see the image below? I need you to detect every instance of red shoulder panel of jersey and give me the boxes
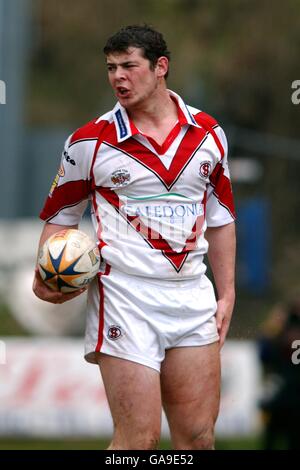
[194,111,224,158]
[69,118,110,146]
[194,111,219,128]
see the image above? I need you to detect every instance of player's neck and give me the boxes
[127,87,178,130]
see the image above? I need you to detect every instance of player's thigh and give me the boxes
[98,353,162,432]
[160,342,221,442]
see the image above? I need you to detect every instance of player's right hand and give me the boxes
[32,267,87,304]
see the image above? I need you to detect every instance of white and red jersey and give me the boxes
[40,90,235,280]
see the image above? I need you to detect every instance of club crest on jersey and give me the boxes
[107,325,123,340]
[111,169,131,187]
[199,161,212,179]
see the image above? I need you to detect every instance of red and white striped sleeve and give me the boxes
[40,119,103,225]
[206,126,236,227]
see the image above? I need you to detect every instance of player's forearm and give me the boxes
[205,222,236,301]
[33,222,82,304]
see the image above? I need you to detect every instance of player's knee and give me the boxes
[112,426,160,450]
[190,424,215,450]
[137,430,160,450]
[172,422,215,450]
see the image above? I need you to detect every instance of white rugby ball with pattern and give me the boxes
[38,229,100,293]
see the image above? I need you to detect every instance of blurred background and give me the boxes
[0,0,299,449]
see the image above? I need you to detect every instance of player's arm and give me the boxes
[32,222,86,304]
[204,124,236,347]
[34,126,95,303]
[205,221,236,347]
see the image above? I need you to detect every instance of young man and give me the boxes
[33,25,236,450]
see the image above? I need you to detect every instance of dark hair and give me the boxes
[103,24,170,77]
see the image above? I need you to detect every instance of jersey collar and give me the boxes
[112,89,200,143]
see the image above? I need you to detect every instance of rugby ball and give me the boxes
[38,229,100,293]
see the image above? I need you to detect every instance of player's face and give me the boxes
[106,47,165,109]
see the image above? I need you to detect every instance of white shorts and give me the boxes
[84,268,219,372]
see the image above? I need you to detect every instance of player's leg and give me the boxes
[98,353,162,450]
[160,342,220,450]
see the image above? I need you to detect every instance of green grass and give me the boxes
[0,438,110,450]
[0,437,261,450]
[0,302,30,336]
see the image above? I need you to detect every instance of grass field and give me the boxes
[0,437,262,450]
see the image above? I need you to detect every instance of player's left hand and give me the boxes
[32,267,87,304]
[215,297,235,348]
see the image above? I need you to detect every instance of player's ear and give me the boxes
[156,56,169,79]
